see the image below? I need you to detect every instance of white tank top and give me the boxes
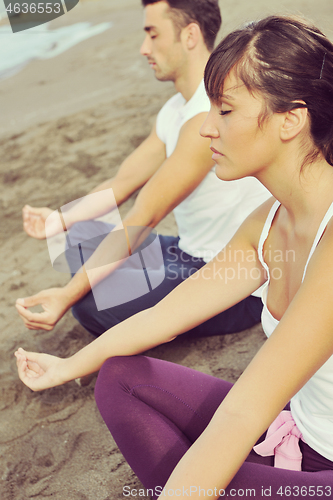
[258,199,333,461]
[156,80,271,264]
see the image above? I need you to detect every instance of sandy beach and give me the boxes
[0,0,332,498]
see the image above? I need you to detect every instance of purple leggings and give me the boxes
[95,356,333,499]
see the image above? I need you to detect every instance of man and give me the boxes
[16,0,270,337]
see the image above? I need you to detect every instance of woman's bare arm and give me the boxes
[158,218,333,499]
[15,201,271,391]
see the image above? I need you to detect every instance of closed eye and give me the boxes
[219,110,231,116]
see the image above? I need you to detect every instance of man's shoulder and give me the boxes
[181,80,211,122]
[159,92,185,115]
[156,81,210,146]
[156,92,185,143]
[158,81,210,120]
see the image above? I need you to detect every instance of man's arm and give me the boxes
[65,121,168,225]
[16,203,333,494]
[22,122,166,239]
[15,203,269,389]
[126,112,215,226]
[17,113,215,330]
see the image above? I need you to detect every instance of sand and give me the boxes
[0,1,332,499]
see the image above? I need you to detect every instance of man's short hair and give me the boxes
[141,0,222,52]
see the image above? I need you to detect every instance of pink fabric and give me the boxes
[253,410,303,471]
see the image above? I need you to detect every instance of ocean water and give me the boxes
[0,1,112,80]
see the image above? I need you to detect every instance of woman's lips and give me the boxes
[210,147,224,159]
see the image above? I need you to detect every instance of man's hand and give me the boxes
[15,347,66,391]
[15,288,71,331]
[22,205,63,239]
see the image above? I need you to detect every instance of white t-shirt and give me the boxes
[156,80,271,264]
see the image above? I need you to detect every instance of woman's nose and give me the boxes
[200,108,219,139]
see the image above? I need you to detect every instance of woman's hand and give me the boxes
[22,205,63,239]
[15,348,66,391]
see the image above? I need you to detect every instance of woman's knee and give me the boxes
[94,356,142,412]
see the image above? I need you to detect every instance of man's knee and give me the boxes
[72,297,95,325]
[246,295,263,324]
[67,220,91,245]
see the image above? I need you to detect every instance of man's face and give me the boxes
[140,1,186,82]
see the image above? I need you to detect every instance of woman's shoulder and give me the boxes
[303,208,333,281]
[250,196,278,220]
[240,196,277,249]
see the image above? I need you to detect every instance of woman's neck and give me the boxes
[258,154,333,228]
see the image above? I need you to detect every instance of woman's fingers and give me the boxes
[14,348,64,392]
[15,349,30,381]
[15,349,47,388]
[26,359,44,375]
[15,348,41,367]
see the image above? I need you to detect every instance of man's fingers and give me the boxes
[22,205,32,218]
[16,300,57,331]
[23,205,43,216]
[23,218,39,229]
[15,309,39,330]
[23,222,45,239]
[27,322,53,331]
[16,304,47,325]
[15,306,34,328]
[23,209,42,226]
[15,303,40,322]
[23,204,33,212]
[25,322,44,331]
[16,294,44,309]
[16,306,53,330]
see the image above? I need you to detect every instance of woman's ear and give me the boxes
[280,102,308,141]
[182,23,201,50]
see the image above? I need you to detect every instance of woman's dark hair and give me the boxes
[141,0,221,52]
[205,16,333,166]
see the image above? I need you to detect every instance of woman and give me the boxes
[15,15,333,498]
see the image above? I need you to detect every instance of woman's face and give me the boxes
[200,70,281,182]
